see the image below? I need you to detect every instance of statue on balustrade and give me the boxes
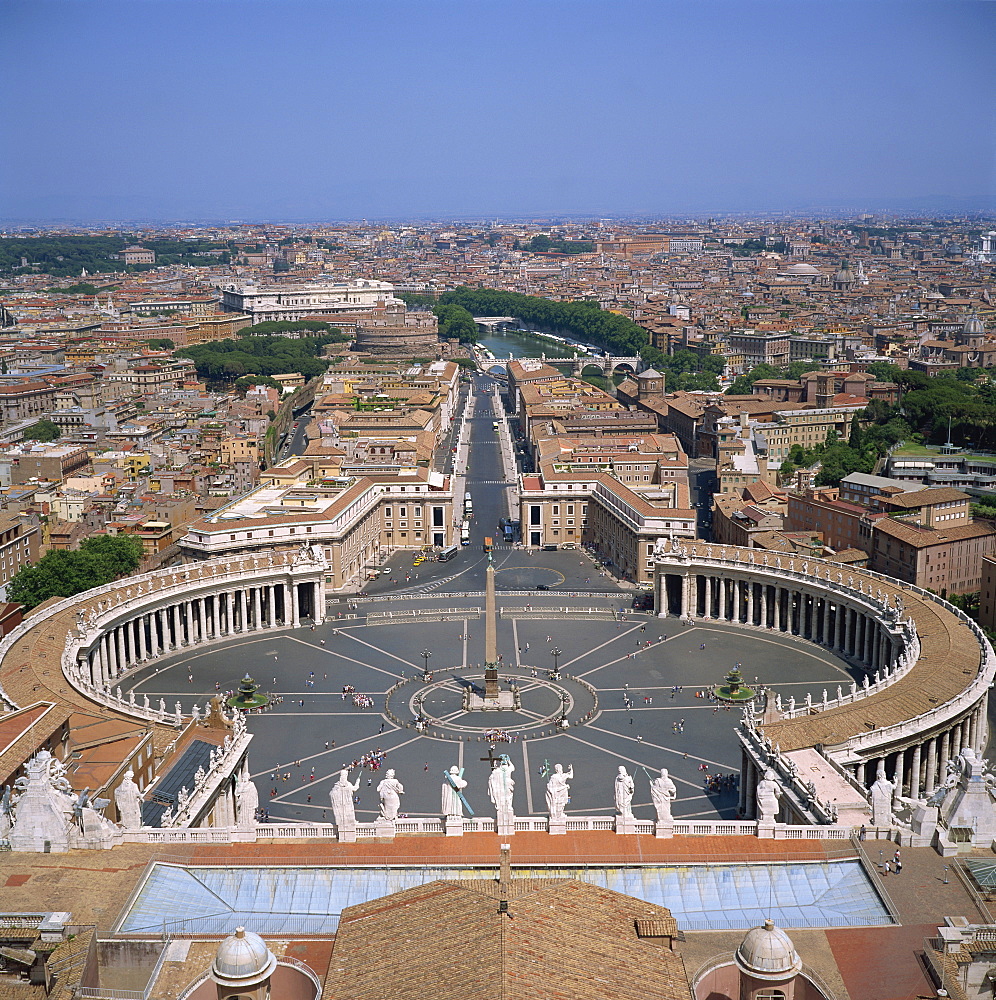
[614,766,635,818]
[442,766,469,819]
[330,770,360,831]
[870,761,896,827]
[545,764,573,822]
[651,768,677,823]
[377,769,404,822]
[756,768,782,825]
[235,774,259,830]
[114,769,143,830]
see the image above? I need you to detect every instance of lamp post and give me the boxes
[421,649,432,681]
[550,647,562,680]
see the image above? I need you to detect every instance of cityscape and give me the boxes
[1,2,995,1000]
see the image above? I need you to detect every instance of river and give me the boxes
[475,328,588,360]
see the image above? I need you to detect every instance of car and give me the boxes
[381,567,392,575]
[536,584,550,591]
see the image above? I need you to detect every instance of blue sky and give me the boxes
[2,0,993,221]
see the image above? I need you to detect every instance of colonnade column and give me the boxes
[910,743,922,798]
[114,627,126,677]
[894,750,906,800]
[290,584,300,627]
[925,738,938,795]
[938,732,950,787]
[253,587,262,631]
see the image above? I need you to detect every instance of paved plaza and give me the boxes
[126,594,859,826]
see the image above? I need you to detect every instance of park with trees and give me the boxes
[176,328,350,384]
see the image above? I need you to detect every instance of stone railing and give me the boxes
[366,607,482,625]
[741,722,845,825]
[121,815,860,843]
[170,716,252,829]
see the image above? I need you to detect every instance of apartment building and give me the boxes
[0,380,64,423]
[518,471,695,584]
[219,278,398,323]
[0,443,91,487]
[0,513,41,599]
[756,404,866,461]
[179,467,456,590]
[871,517,996,594]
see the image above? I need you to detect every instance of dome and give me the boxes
[780,262,821,276]
[735,919,802,981]
[211,927,277,987]
[963,312,986,335]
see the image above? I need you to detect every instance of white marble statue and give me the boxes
[114,770,143,830]
[545,764,573,822]
[487,755,515,818]
[9,751,76,852]
[756,768,782,824]
[441,766,468,819]
[329,770,360,831]
[614,766,635,818]
[650,768,677,823]
[870,761,896,827]
[235,774,259,830]
[377,769,404,822]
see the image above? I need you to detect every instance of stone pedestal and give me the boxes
[336,824,356,844]
[615,813,637,835]
[548,818,567,836]
[757,821,776,840]
[374,819,397,839]
[445,817,464,837]
[496,812,516,838]
[655,820,674,839]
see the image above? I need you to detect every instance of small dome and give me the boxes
[963,312,986,335]
[735,919,802,981]
[211,927,277,987]
[780,262,821,276]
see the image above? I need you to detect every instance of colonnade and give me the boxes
[737,693,989,819]
[79,579,319,689]
[660,570,904,677]
[654,550,993,815]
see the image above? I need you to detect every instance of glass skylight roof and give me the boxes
[116,859,891,936]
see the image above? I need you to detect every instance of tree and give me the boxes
[24,418,61,443]
[8,534,144,610]
[235,374,283,394]
[145,338,175,351]
[273,258,290,273]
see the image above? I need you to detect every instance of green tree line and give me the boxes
[526,235,595,254]
[176,330,349,382]
[9,535,144,610]
[0,235,232,277]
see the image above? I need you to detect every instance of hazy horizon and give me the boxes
[3,0,994,224]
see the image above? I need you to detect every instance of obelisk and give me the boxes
[483,553,499,700]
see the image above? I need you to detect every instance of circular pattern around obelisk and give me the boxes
[385,672,599,737]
